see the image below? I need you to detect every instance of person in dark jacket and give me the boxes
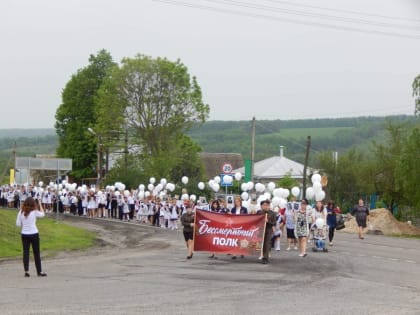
[352,198,370,239]
[257,200,277,264]
[231,196,248,215]
[181,203,195,259]
[326,200,338,245]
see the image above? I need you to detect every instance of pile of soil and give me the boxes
[340,208,420,236]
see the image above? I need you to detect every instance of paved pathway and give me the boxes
[1,215,419,314]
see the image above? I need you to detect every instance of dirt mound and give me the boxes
[340,208,420,236]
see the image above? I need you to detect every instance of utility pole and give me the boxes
[124,129,128,169]
[251,116,256,181]
[302,136,311,199]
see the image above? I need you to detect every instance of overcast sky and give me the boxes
[1,0,419,129]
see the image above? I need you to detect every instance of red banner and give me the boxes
[193,210,266,256]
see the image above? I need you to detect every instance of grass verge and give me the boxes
[0,209,96,259]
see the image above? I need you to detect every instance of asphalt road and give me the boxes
[1,215,419,315]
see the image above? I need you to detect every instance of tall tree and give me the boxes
[55,50,116,179]
[373,122,407,211]
[396,126,420,210]
[316,149,374,211]
[96,54,209,181]
[413,74,420,116]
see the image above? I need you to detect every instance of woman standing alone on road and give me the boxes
[16,197,47,277]
[352,198,370,239]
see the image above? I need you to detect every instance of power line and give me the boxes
[154,0,420,40]
[204,0,420,31]
[264,0,420,24]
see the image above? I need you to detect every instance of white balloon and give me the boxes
[255,183,265,193]
[272,196,281,207]
[273,188,282,198]
[241,183,248,192]
[213,176,221,184]
[114,191,121,196]
[234,172,242,181]
[147,184,154,191]
[279,198,287,209]
[198,182,205,190]
[38,181,43,187]
[181,176,189,185]
[267,182,276,192]
[97,190,103,196]
[62,180,67,185]
[291,186,300,197]
[223,175,233,184]
[190,194,197,202]
[160,178,167,186]
[247,181,254,191]
[167,183,175,192]
[212,183,220,192]
[149,177,156,184]
[306,187,315,199]
[159,192,166,199]
[315,190,326,201]
[264,192,272,200]
[241,192,249,201]
[139,184,145,191]
[311,174,322,184]
[138,191,145,199]
[242,200,250,209]
[315,218,325,228]
[181,193,189,200]
[282,189,290,199]
[124,190,130,197]
[209,179,215,187]
[313,182,322,194]
[156,184,163,192]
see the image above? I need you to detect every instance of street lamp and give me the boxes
[87,128,101,188]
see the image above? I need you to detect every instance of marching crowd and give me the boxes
[3,183,369,264]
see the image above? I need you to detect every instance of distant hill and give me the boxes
[187,115,417,164]
[0,115,416,176]
[0,129,56,139]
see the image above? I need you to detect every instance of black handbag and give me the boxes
[336,215,345,230]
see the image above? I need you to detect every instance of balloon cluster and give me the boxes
[305,174,326,201]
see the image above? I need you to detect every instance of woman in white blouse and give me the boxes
[16,197,47,277]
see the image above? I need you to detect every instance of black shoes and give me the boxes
[25,272,47,277]
[262,258,269,264]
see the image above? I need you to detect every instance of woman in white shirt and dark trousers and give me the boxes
[16,197,47,277]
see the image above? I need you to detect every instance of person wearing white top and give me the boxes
[16,197,47,277]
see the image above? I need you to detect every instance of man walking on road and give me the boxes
[258,200,277,264]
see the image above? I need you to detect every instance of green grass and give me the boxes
[0,209,96,258]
